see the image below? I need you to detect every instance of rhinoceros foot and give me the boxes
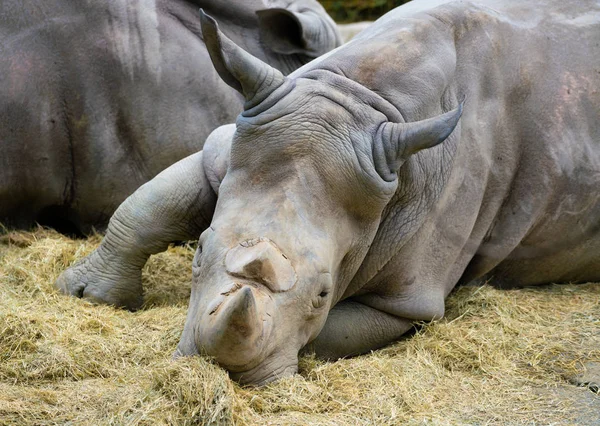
[54,249,143,310]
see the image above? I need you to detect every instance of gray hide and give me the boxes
[0,0,340,234]
[56,0,600,385]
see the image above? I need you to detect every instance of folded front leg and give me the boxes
[55,124,234,310]
[304,300,414,360]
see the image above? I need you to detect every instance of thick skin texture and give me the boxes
[0,0,340,234]
[57,0,600,385]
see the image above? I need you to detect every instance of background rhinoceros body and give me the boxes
[0,0,340,234]
[56,0,600,385]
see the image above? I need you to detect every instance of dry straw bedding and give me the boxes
[1,228,599,425]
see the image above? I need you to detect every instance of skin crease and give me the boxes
[0,0,340,234]
[56,0,600,385]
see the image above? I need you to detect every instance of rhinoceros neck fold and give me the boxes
[299,68,406,124]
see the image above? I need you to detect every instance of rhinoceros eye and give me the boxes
[312,290,329,309]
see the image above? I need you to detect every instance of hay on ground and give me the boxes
[1,228,599,425]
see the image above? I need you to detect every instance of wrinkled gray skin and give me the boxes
[0,0,340,234]
[57,0,600,385]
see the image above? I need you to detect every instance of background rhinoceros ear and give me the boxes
[199,9,286,109]
[374,101,464,181]
[256,7,341,58]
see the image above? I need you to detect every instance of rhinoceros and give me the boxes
[56,0,600,385]
[0,0,340,234]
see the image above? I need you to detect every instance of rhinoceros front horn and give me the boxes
[199,9,287,110]
[200,286,269,369]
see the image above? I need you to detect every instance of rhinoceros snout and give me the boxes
[225,238,297,292]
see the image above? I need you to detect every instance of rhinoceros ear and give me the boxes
[374,101,464,181]
[199,9,286,109]
[256,7,341,57]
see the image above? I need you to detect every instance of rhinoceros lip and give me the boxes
[228,353,298,385]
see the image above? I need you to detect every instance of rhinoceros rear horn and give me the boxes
[199,9,287,109]
[375,100,464,180]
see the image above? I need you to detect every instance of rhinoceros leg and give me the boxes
[54,151,217,310]
[304,300,414,360]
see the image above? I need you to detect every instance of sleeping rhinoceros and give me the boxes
[0,0,340,234]
[56,0,600,385]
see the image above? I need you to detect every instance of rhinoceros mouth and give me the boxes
[229,356,298,386]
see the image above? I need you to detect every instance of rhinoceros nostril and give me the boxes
[225,239,297,292]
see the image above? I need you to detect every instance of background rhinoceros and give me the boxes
[56,0,600,386]
[0,0,340,234]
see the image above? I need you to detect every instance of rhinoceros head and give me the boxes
[175,11,463,385]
